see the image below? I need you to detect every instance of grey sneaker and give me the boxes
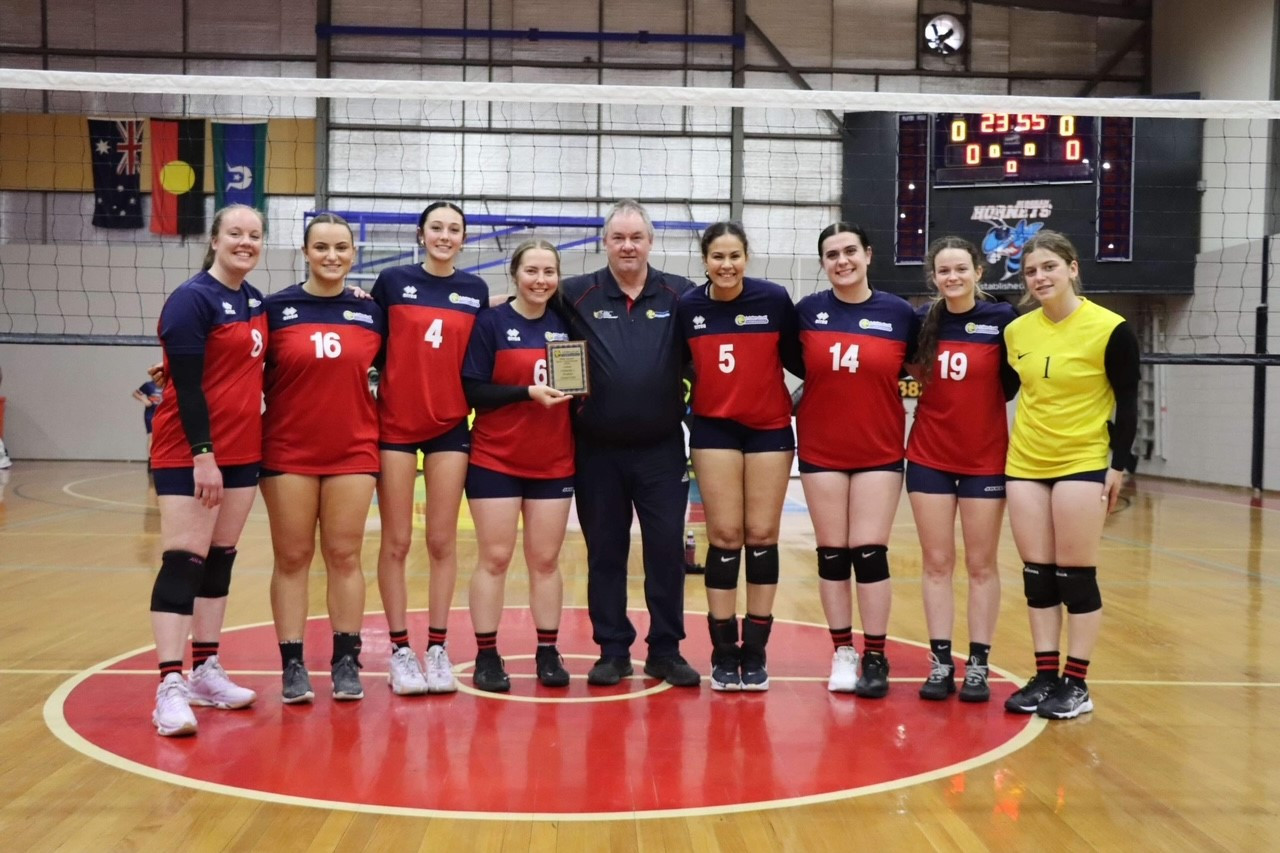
[281,659,314,704]
[331,654,364,701]
[1035,676,1093,719]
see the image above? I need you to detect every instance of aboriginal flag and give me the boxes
[212,122,267,210]
[150,118,206,236]
[87,119,144,229]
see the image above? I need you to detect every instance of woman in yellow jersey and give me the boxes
[1001,231,1139,720]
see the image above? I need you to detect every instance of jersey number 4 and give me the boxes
[423,318,444,348]
[829,342,860,373]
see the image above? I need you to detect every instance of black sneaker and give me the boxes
[958,659,991,703]
[1035,676,1093,719]
[331,654,364,701]
[710,648,742,692]
[644,654,702,687]
[586,655,633,686]
[739,648,769,692]
[918,654,955,700]
[281,659,314,705]
[535,646,570,688]
[1004,672,1060,713]
[473,652,511,693]
[854,653,890,698]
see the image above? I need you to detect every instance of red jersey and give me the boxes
[907,299,1017,476]
[261,284,386,475]
[150,271,267,469]
[462,303,574,479]
[678,277,796,430]
[371,265,488,444]
[795,289,918,470]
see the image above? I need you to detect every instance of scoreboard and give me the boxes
[934,113,1095,185]
[841,111,1203,296]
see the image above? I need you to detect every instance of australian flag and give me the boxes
[88,119,144,229]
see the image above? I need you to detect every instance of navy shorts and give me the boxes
[798,459,905,475]
[906,460,1006,498]
[260,468,378,479]
[688,415,795,453]
[465,464,575,500]
[153,462,260,496]
[380,419,471,455]
[1006,468,1108,486]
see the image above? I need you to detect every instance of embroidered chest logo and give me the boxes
[593,309,619,320]
[735,314,770,327]
[402,285,418,299]
[692,315,707,330]
[281,306,298,321]
[450,292,481,309]
[506,328,521,342]
[858,318,893,332]
[343,310,375,324]
[221,301,236,315]
[815,311,829,325]
[248,298,261,308]
[965,322,1000,335]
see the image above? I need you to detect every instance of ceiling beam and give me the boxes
[971,0,1150,20]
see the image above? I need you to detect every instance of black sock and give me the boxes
[929,638,953,669]
[279,641,303,669]
[969,642,991,668]
[332,632,362,665]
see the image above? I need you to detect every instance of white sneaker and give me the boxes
[387,646,428,695]
[187,655,256,709]
[425,643,457,693]
[828,645,859,693]
[152,673,197,737]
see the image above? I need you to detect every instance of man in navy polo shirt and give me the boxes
[559,200,701,688]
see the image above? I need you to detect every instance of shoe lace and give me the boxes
[835,646,858,665]
[925,654,952,683]
[963,664,989,685]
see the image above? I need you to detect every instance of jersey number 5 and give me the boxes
[718,343,735,373]
[829,342,860,373]
[423,318,444,349]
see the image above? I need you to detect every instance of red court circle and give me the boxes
[47,609,1042,819]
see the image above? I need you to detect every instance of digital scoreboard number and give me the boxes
[934,113,1096,186]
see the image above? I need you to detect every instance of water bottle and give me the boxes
[684,530,702,573]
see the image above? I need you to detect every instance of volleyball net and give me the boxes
[0,67,1276,368]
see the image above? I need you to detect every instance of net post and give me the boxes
[1252,236,1269,493]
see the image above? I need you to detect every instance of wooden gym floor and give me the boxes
[0,460,1277,851]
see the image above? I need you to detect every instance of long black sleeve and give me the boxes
[998,337,1021,401]
[1104,321,1141,472]
[167,352,213,455]
[463,377,531,409]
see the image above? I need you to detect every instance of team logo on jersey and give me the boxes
[593,309,619,320]
[734,314,769,327]
[646,309,671,319]
[692,315,707,330]
[450,292,482,308]
[858,318,893,332]
[248,298,261,308]
[221,301,236,315]
[965,322,1000,335]
[545,331,569,342]
[815,311,830,325]
[402,286,418,299]
[281,306,298,321]
[343,310,375,324]
[506,328,521,341]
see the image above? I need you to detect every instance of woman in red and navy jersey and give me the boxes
[678,222,800,692]
[907,237,1019,704]
[370,202,488,695]
[461,240,575,692]
[259,214,385,705]
[796,222,919,699]
[147,204,267,737]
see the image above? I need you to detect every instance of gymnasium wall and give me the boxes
[1144,0,1280,488]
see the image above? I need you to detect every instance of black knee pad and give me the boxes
[198,544,237,599]
[745,544,779,585]
[703,545,742,590]
[851,545,890,584]
[1022,562,1060,609]
[816,546,852,581]
[1056,566,1102,614]
[151,550,204,615]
